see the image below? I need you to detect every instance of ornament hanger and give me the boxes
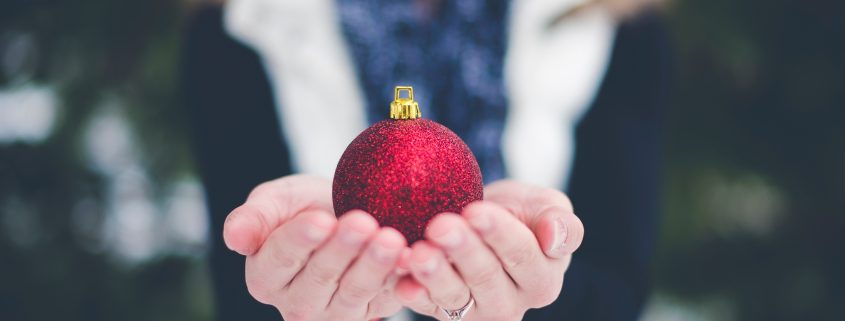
[390,86,422,120]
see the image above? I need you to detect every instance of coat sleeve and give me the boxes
[524,11,671,321]
[181,5,293,321]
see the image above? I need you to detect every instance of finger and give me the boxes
[395,276,445,320]
[483,180,574,222]
[395,247,412,276]
[532,206,584,259]
[462,201,550,288]
[224,175,332,255]
[365,274,405,319]
[328,227,406,315]
[425,213,515,307]
[285,211,379,310]
[483,181,582,258]
[244,210,334,304]
[407,241,471,310]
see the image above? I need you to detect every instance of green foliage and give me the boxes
[1,1,208,321]
[659,0,845,319]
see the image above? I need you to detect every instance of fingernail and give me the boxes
[432,226,463,248]
[413,255,438,276]
[222,213,256,254]
[468,211,492,232]
[371,243,400,263]
[305,221,331,242]
[549,217,568,256]
[339,226,368,246]
[419,257,438,276]
[224,205,246,223]
[225,211,250,230]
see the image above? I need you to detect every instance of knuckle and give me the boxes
[535,189,572,211]
[466,265,501,290]
[502,245,539,269]
[338,281,374,307]
[244,261,277,303]
[282,294,323,320]
[366,294,402,319]
[281,307,313,321]
[307,262,340,287]
[272,248,304,270]
[442,290,469,308]
[527,278,563,308]
[245,276,272,304]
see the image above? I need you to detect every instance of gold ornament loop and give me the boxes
[390,86,422,120]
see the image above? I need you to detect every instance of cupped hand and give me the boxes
[394,180,585,321]
[223,174,407,321]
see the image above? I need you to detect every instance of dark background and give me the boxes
[1,1,843,320]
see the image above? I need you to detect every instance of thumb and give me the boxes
[222,174,333,255]
[532,206,584,259]
[223,202,274,256]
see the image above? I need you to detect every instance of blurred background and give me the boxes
[1,0,843,320]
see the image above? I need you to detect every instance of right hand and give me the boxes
[223,174,407,321]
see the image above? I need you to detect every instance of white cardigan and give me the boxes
[225,0,615,191]
[225,1,614,320]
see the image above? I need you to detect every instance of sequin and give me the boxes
[333,119,483,243]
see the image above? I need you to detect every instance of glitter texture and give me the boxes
[333,118,483,243]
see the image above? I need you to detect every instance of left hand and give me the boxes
[393,180,584,321]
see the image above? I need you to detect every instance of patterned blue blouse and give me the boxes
[337,0,510,183]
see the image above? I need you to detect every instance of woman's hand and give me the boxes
[222,174,407,321]
[394,180,585,321]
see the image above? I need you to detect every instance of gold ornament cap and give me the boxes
[390,86,422,120]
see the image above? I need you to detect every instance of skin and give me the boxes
[394,180,584,321]
[223,175,584,321]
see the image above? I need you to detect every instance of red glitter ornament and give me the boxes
[332,86,483,243]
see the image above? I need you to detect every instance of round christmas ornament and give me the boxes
[333,86,483,243]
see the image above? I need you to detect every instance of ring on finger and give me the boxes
[440,296,474,321]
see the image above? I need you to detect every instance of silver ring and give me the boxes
[440,296,474,321]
